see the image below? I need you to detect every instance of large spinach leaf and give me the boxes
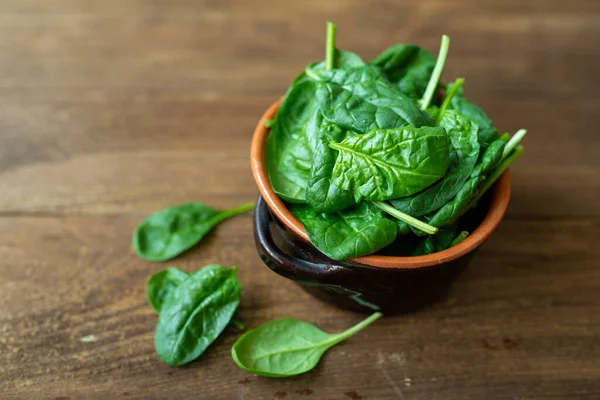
[390,110,480,216]
[133,202,254,262]
[155,265,241,367]
[369,44,436,99]
[329,126,451,202]
[309,65,432,132]
[306,114,356,213]
[147,268,190,313]
[290,202,397,260]
[266,78,319,203]
[232,312,382,377]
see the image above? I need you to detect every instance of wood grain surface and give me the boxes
[1,1,599,399]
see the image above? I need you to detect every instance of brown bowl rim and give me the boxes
[251,99,511,269]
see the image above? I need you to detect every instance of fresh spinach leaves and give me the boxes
[310,65,432,132]
[232,312,382,377]
[369,44,436,99]
[390,110,480,216]
[133,202,253,262]
[449,83,500,150]
[154,265,241,367]
[265,22,527,259]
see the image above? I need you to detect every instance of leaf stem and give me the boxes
[335,312,383,341]
[223,202,255,217]
[420,35,450,110]
[499,133,510,141]
[470,145,524,207]
[325,22,337,71]
[371,201,438,235]
[230,319,246,331]
[436,77,465,124]
[450,231,469,247]
[502,129,527,159]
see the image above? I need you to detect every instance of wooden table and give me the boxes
[1,1,599,399]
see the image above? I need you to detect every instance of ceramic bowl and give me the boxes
[251,100,511,313]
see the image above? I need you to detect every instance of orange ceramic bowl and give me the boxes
[251,99,511,270]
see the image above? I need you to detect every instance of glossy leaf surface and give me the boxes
[232,312,382,377]
[329,126,451,202]
[290,202,397,260]
[133,202,253,262]
[155,265,241,367]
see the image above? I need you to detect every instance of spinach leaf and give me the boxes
[133,202,254,262]
[331,49,365,68]
[309,65,432,132]
[449,84,500,149]
[290,202,397,260]
[147,268,190,313]
[329,126,451,202]
[232,312,382,377]
[266,78,320,203]
[155,265,241,367]
[311,49,365,72]
[266,30,364,204]
[369,44,436,99]
[412,222,458,256]
[390,110,480,216]
[400,138,506,235]
[306,114,356,213]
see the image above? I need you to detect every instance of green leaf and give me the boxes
[411,222,458,255]
[398,137,506,236]
[290,202,397,260]
[390,110,480,216]
[369,44,436,99]
[147,268,190,313]
[155,265,241,367]
[329,126,451,202]
[310,65,432,132]
[133,202,254,262]
[232,312,382,377]
[332,49,365,68]
[449,84,500,149]
[267,77,320,203]
[306,114,355,213]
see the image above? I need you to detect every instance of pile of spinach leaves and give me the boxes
[267,22,527,260]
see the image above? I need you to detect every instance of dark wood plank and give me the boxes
[0,217,598,399]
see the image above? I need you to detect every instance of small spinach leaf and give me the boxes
[290,202,397,260]
[232,312,382,377]
[133,202,254,262]
[390,110,480,216]
[147,268,189,313]
[369,44,436,99]
[329,126,451,202]
[155,265,241,367]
